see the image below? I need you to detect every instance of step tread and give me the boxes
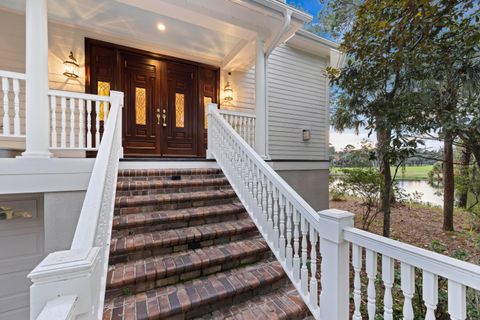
[116,177,230,191]
[112,202,245,230]
[201,283,309,320]
[110,218,257,255]
[115,189,237,207]
[103,260,285,320]
[107,238,269,289]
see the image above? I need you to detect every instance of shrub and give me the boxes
[337,168,383,230]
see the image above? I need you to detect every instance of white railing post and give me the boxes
[110,91,124,158]
[255,36,267,158]
[206,103,217,159]
[318,209,354,320]
[29,248,101,320]
[22,0,52,158]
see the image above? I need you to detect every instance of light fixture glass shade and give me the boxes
[224,81,233,101]
[63,51,79,78]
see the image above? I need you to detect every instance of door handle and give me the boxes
[156,108,161,125]
[161,109,167,127]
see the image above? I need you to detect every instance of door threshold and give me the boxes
[119,158,219,170]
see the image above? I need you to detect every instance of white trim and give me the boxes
[268,160,329,171]
[119,161,219,170]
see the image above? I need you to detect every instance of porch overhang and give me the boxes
[0,0,312,71]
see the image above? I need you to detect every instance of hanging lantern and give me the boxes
[224,72,233,102]
[63,51,79,78]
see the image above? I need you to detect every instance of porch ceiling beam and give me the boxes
[114,0,259,41]
[222,39,251,70]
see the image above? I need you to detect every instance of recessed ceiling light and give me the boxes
[157,23,166,31]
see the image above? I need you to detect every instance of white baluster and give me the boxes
[61,96,67,148]
[2,77,10,135]
[86,100,92,149]
[69,98,75,148]
[272,187,279,248]
[95,101,100,147]
[261,174,268,231]
[401,262,415,320]
[309,224,318,308]
[422,271,438,320]
[448,280,466,320]
[278,194,286,259]
[300,216,309,295]
[286,201,293,271]
[352,244,362,320]
[382,255,394,320]
[13,79,20,136]
[266,180,274,240]
[50,96,57,148]
[366,249,377,319]
[293,209,301,282]
[78,99,84,148]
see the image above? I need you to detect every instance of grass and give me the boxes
[331,165,433,180]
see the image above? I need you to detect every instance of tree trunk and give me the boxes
[458,147,471,208]
[377,127,392,237]
[443,134,454,231]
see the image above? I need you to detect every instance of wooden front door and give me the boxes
[86,39,219,158]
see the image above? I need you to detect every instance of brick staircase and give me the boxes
[103,168,311,320]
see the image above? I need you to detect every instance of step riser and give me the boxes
[110,230,259,264]
[112,212,248,237]
[117,174,225,182]
[116,184,231,197]
[115,197,238,215]
[106,251,273,300]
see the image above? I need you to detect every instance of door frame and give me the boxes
[85,38,220,158]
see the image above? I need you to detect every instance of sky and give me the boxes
[286,0,443,151]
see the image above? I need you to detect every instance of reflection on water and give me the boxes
[396,180,443,207]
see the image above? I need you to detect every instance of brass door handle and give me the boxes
[156,108,161,125]
[162,109,167,127]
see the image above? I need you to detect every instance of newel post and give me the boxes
[206,103,218,159]
[110,91,124,158]
[317,209,354,320]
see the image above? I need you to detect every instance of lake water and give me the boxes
[396,180,443,207]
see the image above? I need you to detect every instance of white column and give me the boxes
[255,36,267,158]
[21,0,52,158]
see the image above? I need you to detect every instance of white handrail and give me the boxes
[28,91,124,320]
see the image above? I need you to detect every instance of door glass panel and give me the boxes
[175,93,185,128]
[135,87,146,125]
[204,96,212,128]
[97,81,110,121]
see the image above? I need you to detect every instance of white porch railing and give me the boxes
[0,70,26,137]
[28,91,124,320]
[218,109,256,147]
[207,103,480,320]
[49,90,113,150]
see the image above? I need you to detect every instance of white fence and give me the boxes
[28,91,124,320]
[0,70,26,137]
[207,103,480,320]
[218,109,256,147]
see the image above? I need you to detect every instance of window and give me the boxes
[175,93,185,128]
[97,81,110,121]
[135,87,146,125]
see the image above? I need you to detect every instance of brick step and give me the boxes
[116,177,231,196]
[106,238,271,299]
[109,218,258,264]
[112,202,246,237]
[196,283,310,320]
[102,260,287,320]
[115,189,238,215]
[117,168,224,182]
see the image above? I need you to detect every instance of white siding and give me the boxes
[267,44,329,160]
[222,69,255,113]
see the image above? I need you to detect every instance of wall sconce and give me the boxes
[224,72,233,102]
[302,129,311,141]
[63,51,79,78]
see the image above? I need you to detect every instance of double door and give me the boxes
[122,54,199,157]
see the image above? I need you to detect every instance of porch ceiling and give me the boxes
[0,0,311,70]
